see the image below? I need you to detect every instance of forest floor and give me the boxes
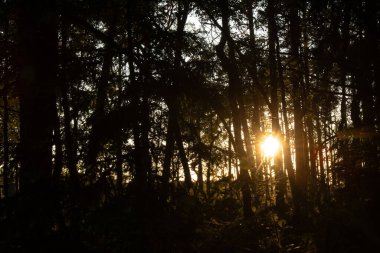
[1,188,379,253]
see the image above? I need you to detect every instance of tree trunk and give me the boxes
[216,0,253,218]
[267,0,286,211]
[140,88,152,185]
[2,92,9,198]
[163,0,192,192]
[337,2,350,190]
[301,8,316,208]
[115,55,124,194]
[16,0,58,234]
[52,105,63,183]
[315,104,326,202]
[196,119,204,194]
[276,28,297,205]
[2,7,10,199]
[288,0,307,220]
[86,10,117,181]
[17,0,57,191]
[174,118,193,189]
[126,5,146,190]
[362,0,378,170]
[115,132,123,193]
[198,155,204,194]
[162,108,175,200]
[60,15,79,190]
[246,0,262,207]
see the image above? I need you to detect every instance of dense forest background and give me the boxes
[0,0,379,252]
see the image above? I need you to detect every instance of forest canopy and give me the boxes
[0,0,379,252]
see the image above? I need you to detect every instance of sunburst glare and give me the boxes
[261,135,280,157]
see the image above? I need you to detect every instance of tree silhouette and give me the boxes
[0,0,379,252]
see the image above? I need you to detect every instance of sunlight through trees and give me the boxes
[0,0,379,252]
[261,135,280,158]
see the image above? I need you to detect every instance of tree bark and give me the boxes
[163,0,192,194]
[16,0,58,234]
[276,26,297,206]
[86,9,117,181]
[2,9,10,198]
[216,0,253,218]
[174,118,193,189]
[17,0,57,192]
[52,105,63,183]
[2,92,10,198]
[60,15,79,190]
[267,0,286,211]
[288,0,307,220]
[162,108,175,200]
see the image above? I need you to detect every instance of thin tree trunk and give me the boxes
[267,0,286,211]
[246,0,262,170]
[246,0,262,207]
[2,92,9,198]
[53,105,63,183]
[216,0,253,218]
[315,105,326,202]
[301,8,316,208]
[198,155,204,194]
[276,30,296,203]
[86,10,117,180]
[60,15,79,191]
[206,160,211,198]
[126,11,146,190]
[140,84,152,185]
[115,55,124,193]
[362,0,378,170]
[228,122,232,177]
[162,109,175,200]
[338,2,350,188]
[288,0,307,220]
[196,119,204,194]
[165,0,192,191]
[174,118,193,189]
[2,6,10,199]
[115,136,123,193]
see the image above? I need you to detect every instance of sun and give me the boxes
[261,135,280,157]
